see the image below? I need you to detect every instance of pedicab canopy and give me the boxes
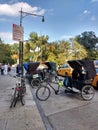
[23,62,40,74]
[67,60,96,80]
[23,62,56,74]
[42,62,56,71]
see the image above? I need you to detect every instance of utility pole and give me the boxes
[19,8,24,76]
[18,8,45,77]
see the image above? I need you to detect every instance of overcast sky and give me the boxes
[0,0,98,44]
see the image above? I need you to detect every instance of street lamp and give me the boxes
[18,8,45,77]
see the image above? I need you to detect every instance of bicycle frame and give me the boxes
[47,78,64,94]
[10,75,26,108]
[36,77,64,101]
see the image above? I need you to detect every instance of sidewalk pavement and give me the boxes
[0,75,46,130]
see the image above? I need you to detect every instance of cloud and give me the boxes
[0,32,12,42]
[83,10,90,15]
[0,2,45,16]
[91,0,98,2]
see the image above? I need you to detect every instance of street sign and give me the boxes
[13,24,24,41]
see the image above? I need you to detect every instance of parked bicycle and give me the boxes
[36,76,64,101]
[10,75,26,108]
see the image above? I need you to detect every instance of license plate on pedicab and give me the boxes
[33,74,39,78]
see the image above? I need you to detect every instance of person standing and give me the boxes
[1,63,4,75]
[4,63,8,75]
[7,64,11,73]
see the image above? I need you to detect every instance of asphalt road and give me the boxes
[31,80,98,130]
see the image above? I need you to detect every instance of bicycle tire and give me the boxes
[36,86,51,101]
[10,96,15,108]
[81,85,95,101]
[21,96,25,105]
[20,91,25,105]
[13,96,18,107]
[10,88,17,108]
[14,90,25,107]
[22,86,26,94]
[31,78,40,88]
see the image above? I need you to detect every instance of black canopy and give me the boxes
[68,60,96,79]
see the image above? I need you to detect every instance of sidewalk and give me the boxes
[0,75,46,130]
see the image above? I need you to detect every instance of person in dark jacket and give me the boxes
[1,63,4,75]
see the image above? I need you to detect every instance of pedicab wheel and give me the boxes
[81,85,95,101]
[36,86,51,101]
[31,78,40,88]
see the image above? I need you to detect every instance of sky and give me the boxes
[0,0,98,44]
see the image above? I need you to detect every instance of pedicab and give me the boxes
[23,61,57,88]
[63,60,96,100]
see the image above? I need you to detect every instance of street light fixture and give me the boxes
[19,9,45,26]
[18,8,45,77]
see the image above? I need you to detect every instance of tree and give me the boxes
[10,43,19,63]
[69,38,87,60]
[24,32,49,62]
[76,31,98,59]
[11,43,19,54]
[76,31,98,49]
[0,43,14,64]
[0,38,3,44]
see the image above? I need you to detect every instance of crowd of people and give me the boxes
[0,63,11,75]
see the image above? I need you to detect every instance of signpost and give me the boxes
[12,8,44,77]
[13,24,23,41]
[12,23,24,75]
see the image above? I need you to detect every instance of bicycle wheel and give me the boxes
[20,95,25,105]
[20,88,25,105]
[36,86,51,101]
[22,86,26,94]
[81,85,95,101]
[10,88,17,108]
[31,78,40,88]
[13,96,18,107]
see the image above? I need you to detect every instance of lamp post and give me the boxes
[18,8,45,77]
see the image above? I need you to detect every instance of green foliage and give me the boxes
[69,39,87,60]
[76,31,98,59]
[1,31,98,65]
[76,31,98,49]
[24,32,49,62]
[10,43,19,54]
[0,43,14,64]
[23,32,89,64]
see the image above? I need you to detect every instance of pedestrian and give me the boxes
[16,64,22,76]
[4,63,8,75]
[1,63,4,75]
[7,64,11,73]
